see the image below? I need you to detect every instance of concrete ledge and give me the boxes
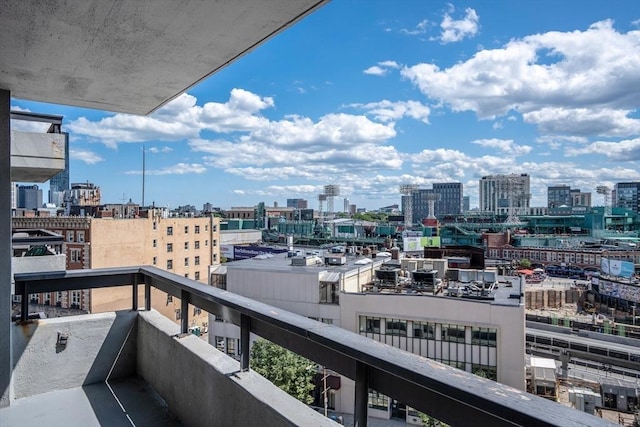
[12,310,137,399]
[137,310,336,427]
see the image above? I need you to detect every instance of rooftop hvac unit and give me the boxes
[291,256,316,266]
[324,255,346,266]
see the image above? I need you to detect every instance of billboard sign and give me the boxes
[232,245,288,261]
[601,258,634,278]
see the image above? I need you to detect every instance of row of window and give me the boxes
[163,224,217,235]
[164,257,201,268]
[359,317,497,346]
[54,230,86,243]
[161,240,216,251]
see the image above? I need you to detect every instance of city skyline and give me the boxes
[9,0,640,210]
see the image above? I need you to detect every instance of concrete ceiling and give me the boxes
[0,0,328,115]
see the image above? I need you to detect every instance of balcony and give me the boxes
[5,266,613,426]
[10,111,66,183]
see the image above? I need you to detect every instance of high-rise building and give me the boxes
[17,185,42,210]
[479,174,530,216]
[411,183,463,221]
[433,182,463,216]
[615,182,640,215]
[286,198,308,209]
[48,132,70,205]
[462,196,470,212]
[343,198,349,213]
[547,185,591,209]
[547,185,571,208]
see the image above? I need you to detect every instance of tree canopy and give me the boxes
[250,339,316,404]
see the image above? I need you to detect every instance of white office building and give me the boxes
[209,250,525,421]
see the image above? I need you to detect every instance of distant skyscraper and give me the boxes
[410,182,463,221]
[343,198,349,213]
[286,198,308,209]
[479,174,530,216]
[547,185,571,208]
[615,182,640,215]
[462,196,470,212]
[17,184,43,210]
[432,182,463,216]
[49,132,70,205]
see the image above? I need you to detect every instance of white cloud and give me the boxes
[400,19,429,36]
[363,66,387,76]
[147,146,173,154]
[440,7,480,43]
[363,61,401,76]
[348,100,431,123]
[401,20,640,137]
[471,138,532,156]
[564,137,640,160]
[125,163,206,175]
[70,149,104,164]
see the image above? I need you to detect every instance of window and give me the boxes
[213,239,217,247]
[70,248,81,263]
[175,309,181,320]
[359,316,380,333]
[153,222,157,230]
[213,253,217,262]
[167,243,173,253]
[193,307,202,316]
[166,295,173,304]
[194,271,200,280]
[195,241,200,249]
[319,281,339,304]
[77,231,85,242]
[206,224,209,232]
[368,390,389,411]
[205,240,208,247]
[471,327,497,347]
[195,225,200,234]
[184,273,189,278]
[226,338,236,356]
[195,256,200,265]
[153,239,157,248]
[152,256,157,265]
[167,259,173,270]
[71,291,81,309]
[385,320,407,336]
[66,231,74,242]
[184,257,189,267]
[215,336,225,352]
[413,322,435,339]
[167,226,173,236]
[442,324,466,343]
[184,226,189,234]
[184,241,189,250]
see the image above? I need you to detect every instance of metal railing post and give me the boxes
[354,361,369,427]
[20,283,28,322]
[180,289,189,334]
[132,274,138,311]
[144,283,151,311]
[241,314,251,371]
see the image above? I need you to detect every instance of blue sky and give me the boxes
[11,0,640,211]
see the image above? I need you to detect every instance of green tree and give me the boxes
[519,258,531,269]
[250,339,316,404]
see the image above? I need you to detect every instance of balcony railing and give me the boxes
[14,266,614,427]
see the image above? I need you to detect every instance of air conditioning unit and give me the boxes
[325,256,346,266]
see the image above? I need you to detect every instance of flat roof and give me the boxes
[2,1,328,114]
[224,252,385,275]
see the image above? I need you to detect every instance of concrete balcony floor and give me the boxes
[0,377,179,427]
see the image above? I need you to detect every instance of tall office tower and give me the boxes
[479,174,531,216]
[547,185,571,208]
[17,185,43,210]
[11,184,16,210]
[286,198,308,209]
[433,182,463,216]
[462,196,470,212]
[48,132,70,205]
[343,198,349,213]
[615,182,640,215]
[570,190,591,207]
[412,189,436,222]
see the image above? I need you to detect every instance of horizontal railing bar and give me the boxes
[13,267,614,427]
